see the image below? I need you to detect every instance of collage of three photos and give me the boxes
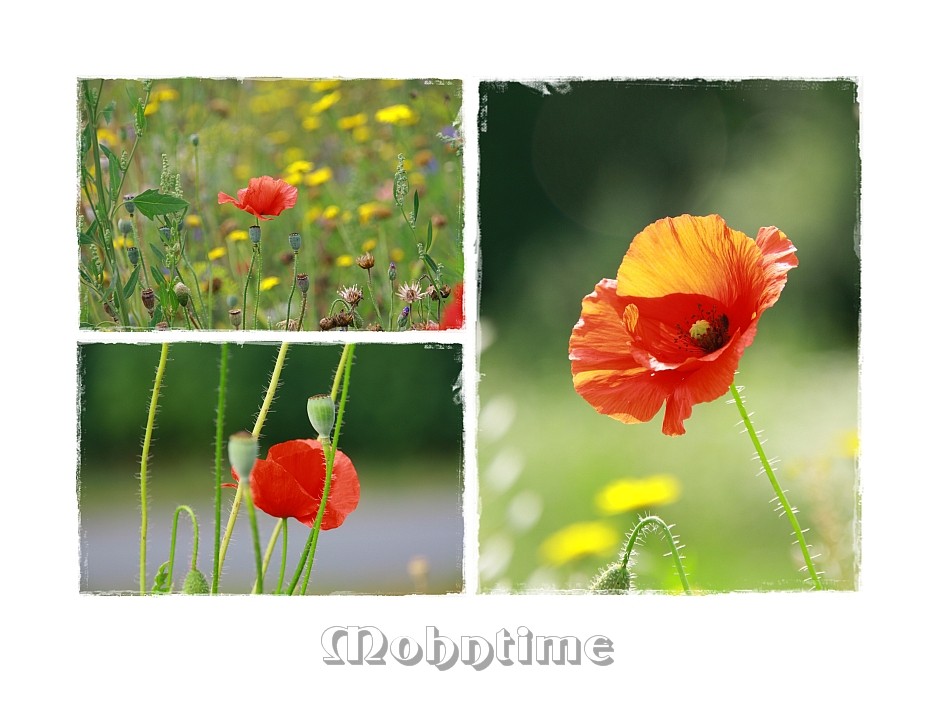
[77,77,860,596]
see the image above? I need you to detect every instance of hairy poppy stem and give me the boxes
[621,516,691,594]
[140,342,170,595]
[166,505,199,592]
[286,254,298,329]
[252,518,285,594]
[217,342,290,578]
[730,382,823,589]
[242,247,256,326]
[253,242,263,329]
[244,490,264,594]
[287,344,355,595]
[211,343,228,594]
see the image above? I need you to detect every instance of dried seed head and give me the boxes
[229,308,243,330]
[155,321,169,331]
[334,310,354,328]
[338,284,363,306]
[141,287,156,315]
[356,252,375,270]
[319,316,336,331]
[297,273,310,294]
[396,281,425,303]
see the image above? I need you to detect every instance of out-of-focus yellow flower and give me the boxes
[358,202,393,225]
[267,130,290,145]
[352,126,371,143]
[227,229,249,242]
[305,206,324,224]
[410,172,426,188]
[540,521,619,566]
[595,475,681,516]
[152,87,180,103]
[113,235,127,250]
[283,160,314,186]
[362,238,377,252]
[338,113,368,130]
[375,104,418,126]
[336,255,354,267]
[235,164,251,181]
[390,247,405,262]
[304,166,332,187]
[312,80,341,93]
[96,128,120,147]
[260,276,280,292]
[321,205,341,220]
[208,246,227,261]
[185,214,203,228]
[311,91,341,114]
[144,102,160,116]
[838,430,859,458]
[302,115,322,131]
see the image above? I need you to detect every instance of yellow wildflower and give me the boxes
[540,522,619,566]
[322,205,341,220]
[304,167,332,187]
[352,126,371,143]
[362,238,377,252]
[144,102,160,116]
[302,115,322,131]
[152,87,180,103]
[390,247,405,262]
[305,206,324,224]
[266,130,290,145]
[375,104,418,126]
[208,246,227,261]
[595,475,681,516]
[282,147,306,166]
[185,214,203,228]
[113,235,127,250]
[96,128,120,148]
[260,276,280,292]
[311,91,341,114]
[227,230,249,243]
[234,164,250,181]
[338,113,368,130]
[336,255,354,267]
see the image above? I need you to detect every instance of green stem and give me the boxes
[217,342,290,575]
[253,242,263,329]
[287,344,354,595]
[730,382,822,589]
[300,343,355,595]
[277,518,288,594]
[286,254,298,329]
[139,342,170,595]
[211,343,228,594]
[242,246,256,325]
[166,505,199,591]
[620,515,691,595]
[244,489,264,594]
[253,519,284,594]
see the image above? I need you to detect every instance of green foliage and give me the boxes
[129,189,189,220]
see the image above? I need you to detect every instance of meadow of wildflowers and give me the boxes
[77,78,463,331]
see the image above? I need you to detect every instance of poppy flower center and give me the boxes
[675,305,729,354]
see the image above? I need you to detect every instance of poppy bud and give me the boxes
[229,308,243,330]
[297,273,310,294]
[288,232,301,252]
[123,194,136,214]
[249,225,261,244]
[307,394,336,440]
[190,133,199,147]
[182,568,209,594]
[397,305,411,330]
[127,246,140,266]
[388,261,397,281]
[228,431,258,481]
[174,281,191,307]
[590,562,631,594]
[159,226,172,243]
[119,218,133,235]
[226,294,239,309]
[141,287,156,315]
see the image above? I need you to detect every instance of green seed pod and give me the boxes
[173,281,191,308]
[590,562,631,594]
[182,568,210,594]
[228,431,258,480]
[249,225,261,244]
[307,394,336,440]
[118,218,133,235]
[127,246,140,267]
[288,232,301,252]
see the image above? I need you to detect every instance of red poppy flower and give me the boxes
[229,439,359,529]
[217,175,298,220]
[439,282,464,330]
[569,214,798,436]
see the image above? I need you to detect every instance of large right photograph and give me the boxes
[477,80,860,592]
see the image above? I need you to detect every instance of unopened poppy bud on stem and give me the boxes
[307,395,336,440]
[228,431,258,481]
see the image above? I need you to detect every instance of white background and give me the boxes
[2,1,937,699]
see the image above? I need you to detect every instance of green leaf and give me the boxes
[412,190,420,227]
[78,228,95,246]
[100,143,122,203]
[149,242,166,266]
[425,220,433,252]
[122,266,140,300]
[79,266,98,288]
[103,100,116,125]
[131,189,189,220]
[152,561,171,594]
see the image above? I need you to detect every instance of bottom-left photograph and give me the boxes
[77,342,464,595]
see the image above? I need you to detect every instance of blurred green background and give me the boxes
[79,342,463,594]
[477,80,859,592]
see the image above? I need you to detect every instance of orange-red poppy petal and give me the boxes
[217,175,298,221]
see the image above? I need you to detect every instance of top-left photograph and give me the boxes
[77,78,464,332]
